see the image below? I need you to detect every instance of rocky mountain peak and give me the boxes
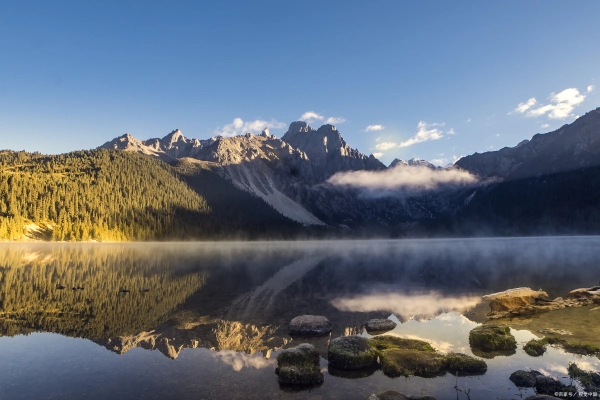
[285,121,316,135]
[163,129,185,145]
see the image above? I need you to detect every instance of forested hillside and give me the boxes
[0,149,213,241]
[0,149,308,241]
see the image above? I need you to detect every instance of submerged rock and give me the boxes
[275,343,323,386]
[327,335,377,370]
[367,391,437,400]
[380,349,447,378]
[288,315,332,336]
[510,370,543,387]
[365,319,397,333]
[469,324,517,353]
[445,352,487,374]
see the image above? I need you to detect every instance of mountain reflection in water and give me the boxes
[0,238,599,399]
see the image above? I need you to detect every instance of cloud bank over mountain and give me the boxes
[327,163,478,197]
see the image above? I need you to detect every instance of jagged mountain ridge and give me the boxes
[100,129,217,162]
[100,123,398,226]
[456,107,600,179]
[98,108,600,232]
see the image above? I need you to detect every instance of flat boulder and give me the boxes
[380,349,447,378]
[469,324,517,353]
[365,319,397,333]
[275,343,323,386]
[483,287,550,312]
[328,335,377,370]
[367,391,437,400]
[288,315,332,336]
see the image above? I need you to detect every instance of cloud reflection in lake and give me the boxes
[210,349,277,372]
[330,291,481,319]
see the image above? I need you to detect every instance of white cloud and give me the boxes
[372,152,384,158]
[375,141,399,151]
[327,163,478,197]
[588,85,595,93]
[398,121,445,148]
[299,111,324,123]
[365,124,384,132]
[541,123,550,128]
[325,116,346,125]
[299,111,345,125]
[511,97,537,114]
[513,87,589,120]
[215,118,286,137]
[373,121,450,151]
[466,118,472,123]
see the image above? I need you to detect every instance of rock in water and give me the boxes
[534,376,576,395]
[468,324,517,353]
[288,315,332,336]
[367,391,437,400]
[445,352,487,374]
[509,370,543,387]
[482,287,550,312]
[380,349,447,378]
[365,319,397,333]
[328,335,377,370]
[275,343,323,386]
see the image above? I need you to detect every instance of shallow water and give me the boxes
[0,238,599,399]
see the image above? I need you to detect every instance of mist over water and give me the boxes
[0,237,599,399]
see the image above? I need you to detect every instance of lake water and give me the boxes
[0,238,599,399]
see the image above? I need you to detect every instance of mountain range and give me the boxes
[2,107,600,241]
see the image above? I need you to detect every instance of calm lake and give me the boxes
[0,238,599,399]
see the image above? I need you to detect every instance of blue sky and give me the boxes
[1,1,599,166]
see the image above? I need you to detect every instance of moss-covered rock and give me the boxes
[380,349,447,378]
[523,338,548,356]
[367,391,437,400]
[445,352,487,374]
[275,343,323,386]
[509,370,543,387]
[369,335,436,356]
[469,324,517,352]
[328,335,378,370]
